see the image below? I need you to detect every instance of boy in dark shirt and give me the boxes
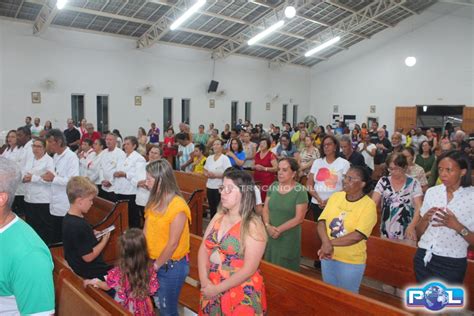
[62,176,111,280]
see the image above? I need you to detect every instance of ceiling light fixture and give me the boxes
[170,0,206,31]
[284,6,296,19]
[56,0,67,9]
[248,20,285,46]
[305,36,341,57]
[405,56,416,67]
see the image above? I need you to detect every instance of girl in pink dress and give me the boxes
[84,228,159,316]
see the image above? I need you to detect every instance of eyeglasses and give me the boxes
[322,142,335,147]
[218,185,239,194]
[343,175,361,182]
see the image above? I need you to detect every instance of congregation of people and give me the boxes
[1,115,473,315]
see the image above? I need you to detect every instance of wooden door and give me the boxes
[394,106,417,133]
[462,106,474,134]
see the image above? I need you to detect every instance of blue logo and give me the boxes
[406,282,464,311]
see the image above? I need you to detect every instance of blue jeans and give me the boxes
[321,259,366,293]
[154,257,189,316]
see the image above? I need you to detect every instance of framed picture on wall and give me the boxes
[209,99,215,108]
[31,92,41,104]
[367,116,378,127]
[265,102,271,111]
[134,96,142,106]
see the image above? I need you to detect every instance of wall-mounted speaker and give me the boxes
[208,80,219,93]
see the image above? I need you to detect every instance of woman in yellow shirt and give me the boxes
[144,159,191,316]
[317,165,377,293]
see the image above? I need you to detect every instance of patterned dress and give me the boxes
[374,176,423,240]
[106,266,159,316]
[199,219,267,316]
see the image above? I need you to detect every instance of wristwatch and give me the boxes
[459,227,469,237]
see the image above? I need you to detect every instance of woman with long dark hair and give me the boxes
[198,169,267,315]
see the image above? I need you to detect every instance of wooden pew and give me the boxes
[84,197,129,265]
[301,219,474,311]
[179,234,410,315]
[56,268,111,316]
[51,246,132,315]
[174,171,207,235]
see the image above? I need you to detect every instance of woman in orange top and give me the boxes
[198,169,267,315]
[144,159,191,316]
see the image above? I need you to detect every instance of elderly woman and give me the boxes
[390,132,404,154]
[204,139,232,218]
[22,138,54,244]
[415,151,473,284]
[263,158,308,271]
[113,136,146,228]
[317,166,377,293]
[372,153,423,240]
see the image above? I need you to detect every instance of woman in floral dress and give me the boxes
[198,169,267,315]
[372,153,423,240]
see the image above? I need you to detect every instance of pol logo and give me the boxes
[405,282,464,311]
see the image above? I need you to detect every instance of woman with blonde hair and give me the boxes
[198,169,267,315]
[144,159,191,316]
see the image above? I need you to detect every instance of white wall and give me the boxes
[0,20,310,136]
[309,3,474,133]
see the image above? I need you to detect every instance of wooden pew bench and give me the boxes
[56,268,111,316]
[179,234,410,315]
[51,246,132,316]
[301,219,474,311]
[84,197,129,265]
[174,171,207,235]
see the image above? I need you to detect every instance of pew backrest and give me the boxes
[57,269,111,316]
[52,247,132,316]
[301,219,474,311]
[84,197,129,265]
[188,234,410,315]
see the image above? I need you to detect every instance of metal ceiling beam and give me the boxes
[33,0,59,35]
[211,1,287,59]
[399,5,418,15]
[326,0,394,28]
[271,0,406,65]
[14,0,25,18]
[136,0,187,49]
